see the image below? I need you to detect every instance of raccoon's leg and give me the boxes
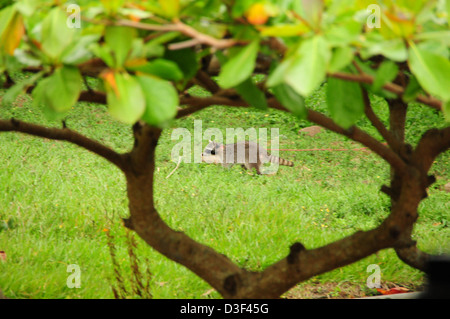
[245,162,262,175]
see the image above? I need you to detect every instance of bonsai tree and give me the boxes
[0,0,449,298]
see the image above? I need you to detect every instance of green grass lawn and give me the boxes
[0,77,449,298]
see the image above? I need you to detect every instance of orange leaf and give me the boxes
[101,70,120,98]
[31,39,42,50]
[129,14,141,22]
[246,3,269,25]
[1,12,25,55]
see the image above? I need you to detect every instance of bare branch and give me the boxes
[305,108,407,174]
[395,245,431,271]
[0,118,126,171]
[194,70,221,94]
[412,126,450,173]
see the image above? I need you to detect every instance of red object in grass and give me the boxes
[376,287,409,295]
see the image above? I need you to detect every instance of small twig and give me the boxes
[352,60,364,74]
[290,10,314,32]
[168,38,201,50]
[166,156,182,179]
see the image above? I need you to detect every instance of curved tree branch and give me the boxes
[0,118,126,171]
[395,243,431,271]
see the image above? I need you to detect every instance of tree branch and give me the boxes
[412,126,450,174]
[395,244,431,271]
[329,72,442,111]
[305,108,407,174]
[0,118,126,171]
[362,87,401,152]
[193,70,221,94]
[86,18,241,49]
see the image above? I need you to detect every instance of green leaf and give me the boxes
[234,78,267,110]
[217,39,260,89]
[446,0,450,26]
[146,31,181,46]
[89,43,115,68]
[328,46,354,73]
[105,72,145,124]
[324,20,362,47]
[360,38,408,62]
[326,77,365,129]
[164,48,199,81]
[32,66,82,113]
[41,8,76,61]
[128,59,183,81]
[372,61,399,92]
[408,42,450,101]
[284,35,330,96]
[101,0,125,15]
[15,0,39,17]
[416,31,450,46]
[417,40,449,59]
[444,100,450,122]
[104,26,137,68]
[272,83,307,118]
[62,34,101,65]
[0,6,15,37]
[260,24,309,37]
[2,71,44,106]
[158,0,180,18]
[267,58,293,87]
[402,75,422,103]
[231,0,255,17]
[136,75,179,127]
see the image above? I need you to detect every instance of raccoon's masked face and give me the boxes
[202,141,222,163]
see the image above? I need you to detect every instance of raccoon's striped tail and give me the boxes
[267,155,294,167]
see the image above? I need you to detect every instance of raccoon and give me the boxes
[201,140,294,175]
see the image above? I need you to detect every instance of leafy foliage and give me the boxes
[0,0,448,125]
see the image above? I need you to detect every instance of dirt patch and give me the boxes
[299,126,323,137]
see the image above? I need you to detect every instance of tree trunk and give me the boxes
[388,98,430,270]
